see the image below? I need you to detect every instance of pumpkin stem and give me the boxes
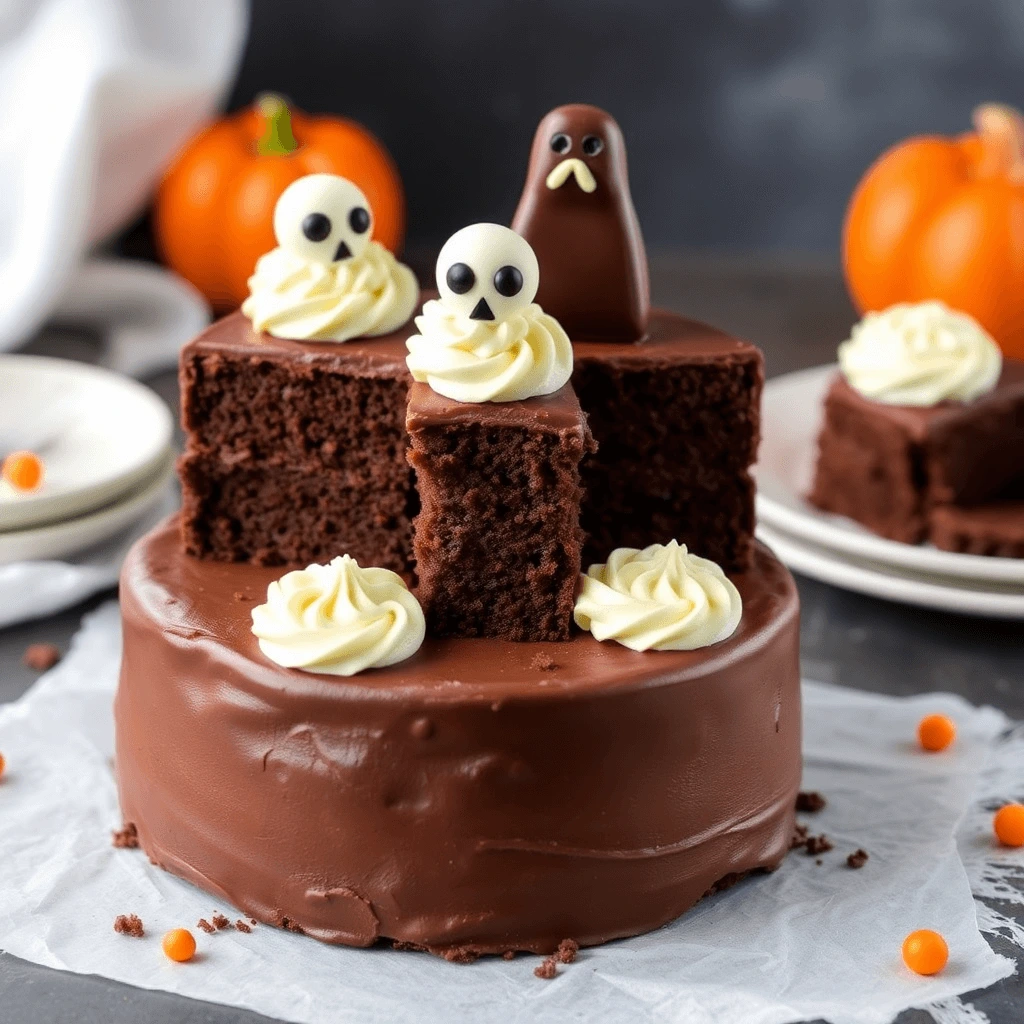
[973,103,1024,184]
[256,94,298,156]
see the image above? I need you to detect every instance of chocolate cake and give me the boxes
[574,313,762,572]
[407,382,593,641]
[116,517,800,955]
[809,363,1024,544]
[116,106,802,958]
[179,308,761,575]
[178,313,417,573]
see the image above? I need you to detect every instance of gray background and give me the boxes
[229,0,1024,253]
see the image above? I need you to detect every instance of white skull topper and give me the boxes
[435,223,540,323]
[273,173,374,265]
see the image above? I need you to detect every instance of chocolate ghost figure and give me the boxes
[512,104,649,342]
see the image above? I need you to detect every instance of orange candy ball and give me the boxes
[2,451,44,492]
[902,929,949,976]
[162,928,197,962]
[0,752,5,779]
[918,714,956,752]
[994,803,1024,847]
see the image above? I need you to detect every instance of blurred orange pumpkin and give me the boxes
[154,95,405,312]
[843,103,1024,360]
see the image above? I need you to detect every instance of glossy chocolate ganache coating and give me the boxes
[115,516,801,956]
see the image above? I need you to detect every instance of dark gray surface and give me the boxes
[1,257,1022,1022]
[231,0,1024,251]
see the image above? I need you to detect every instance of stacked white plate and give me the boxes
[755,364,1024,619]
[0,355,175,565]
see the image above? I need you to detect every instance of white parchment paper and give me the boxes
[0,602,1019,1024]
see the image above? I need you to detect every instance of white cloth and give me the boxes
[0,0,247,352]
[0,605,1021,1024]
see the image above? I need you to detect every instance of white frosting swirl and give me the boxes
[573,541,743,652]
[405,299,573,403]
[838,301,1002,406]
[251,555,425,676]
[242,241,419,343]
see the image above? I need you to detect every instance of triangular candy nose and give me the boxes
[469,297,495,321]
[333,239,352,261]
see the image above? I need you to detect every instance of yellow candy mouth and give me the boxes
[545,158,597,194]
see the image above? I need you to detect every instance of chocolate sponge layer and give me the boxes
[573,311,763,572]
[177,311,417,572]
[407,383,594,641]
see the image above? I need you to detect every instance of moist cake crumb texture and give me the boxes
[407,386,593,641]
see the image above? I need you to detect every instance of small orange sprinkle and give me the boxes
[994,803,1024,847]
[902,929,948,976]
[0,752,5,779]
[917,714,956,752]
[2,451,44,492]
[162,928,197,962]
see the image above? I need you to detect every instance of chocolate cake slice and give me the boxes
[809,362,1024,544]
[178,310,418,573]
[407,382,594,641]
[572,311,763,572]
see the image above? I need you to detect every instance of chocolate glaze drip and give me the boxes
[512,104,649,343]
[115,517,801,955]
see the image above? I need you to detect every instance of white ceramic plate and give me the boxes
[0,455,175,565]
[757,523,1024,620]
[0,355,174,531]
[756,364,1024,586]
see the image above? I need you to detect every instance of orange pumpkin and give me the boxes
[843,103,1024,360]
[154,95,406,311]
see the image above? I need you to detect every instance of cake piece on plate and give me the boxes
[178,174,421,572]
[406,224,590,640]
[809,302,1024,544]
[513,104,762,571]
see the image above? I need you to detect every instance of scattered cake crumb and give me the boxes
[534,957,558,979]
[197,918,215,934]
[847,848,869,869]
[212,912,231,930]
[529,653,557,671]
[392,940,422,952]
[815,858,823,866]
[22,643,61,671]
[502,950,516,960]
[250,918,257,926]
[440,946,478,964]
[113,913,144,937]
[796,791,827,813]
[235,920,252,933]
[112,823,139,849]
[790,823,809,850]
[805,834,834,856]
[554,938,579,964]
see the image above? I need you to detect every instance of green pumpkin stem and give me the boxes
[256,94,298,156]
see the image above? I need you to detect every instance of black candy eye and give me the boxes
[349,207,370,234]
[493,265,523,298]
[446,262,475,295]
[582,135,604,156]
[302,212,332,242]
[550,132,571,154]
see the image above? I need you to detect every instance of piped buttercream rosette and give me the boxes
[574,540,742,652]
[251,555,424,676]
[838,301,1002,406]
